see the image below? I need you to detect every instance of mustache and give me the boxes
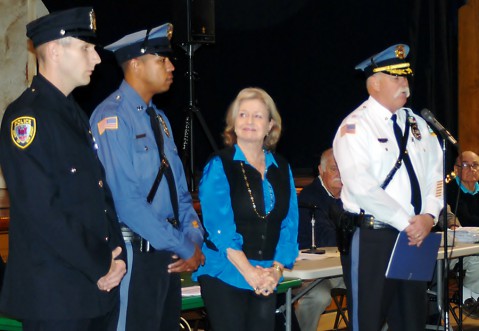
[394,87,410,98]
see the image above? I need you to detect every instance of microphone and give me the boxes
[420,108,458,148]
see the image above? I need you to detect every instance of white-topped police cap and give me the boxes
[26,7,97,48]
[105,23,173,64]
[355,44,413,77]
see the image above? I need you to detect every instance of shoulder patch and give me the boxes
[340,123,356,136]
[97,116,118,135]
[11,116,36,149]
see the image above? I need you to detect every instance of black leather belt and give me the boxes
[346,211,395,230]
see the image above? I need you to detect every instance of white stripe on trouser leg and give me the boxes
[351,229,360,331]
[117,242,133,331]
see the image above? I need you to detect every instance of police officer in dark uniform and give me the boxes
[0,7,126,331]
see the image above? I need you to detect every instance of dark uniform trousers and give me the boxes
[342,227,428,331]
[123,244,181,331]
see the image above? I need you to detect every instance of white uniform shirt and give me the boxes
[333,96,443,230]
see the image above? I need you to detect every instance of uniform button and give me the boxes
[144,146,149,151]
[104,236,109,242]
[104,209,107,213]
[261,234,266,240]
[98,180,103,188]
[70,168,77,173]
[258,250,263,255]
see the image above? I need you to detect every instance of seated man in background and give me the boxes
[295,148,346,331]
[447,150,479,317]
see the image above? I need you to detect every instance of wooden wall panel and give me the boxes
[459,0,479,153]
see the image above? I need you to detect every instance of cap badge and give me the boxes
[166,24,173,41]
[11,116,36,149]
[395,45,406,60]
[89,9,97,32]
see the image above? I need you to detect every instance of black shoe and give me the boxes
[463,298,479,319]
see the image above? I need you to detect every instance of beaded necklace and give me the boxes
[240,161,274,220]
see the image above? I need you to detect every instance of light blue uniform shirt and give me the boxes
[90,81,204,259]
[193,145,298,290]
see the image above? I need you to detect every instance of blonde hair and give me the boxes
[223,87,282,150]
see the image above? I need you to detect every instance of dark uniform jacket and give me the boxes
[297,177,341,249]
[0,75,126,319]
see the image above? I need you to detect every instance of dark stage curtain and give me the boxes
[39,0,465,173]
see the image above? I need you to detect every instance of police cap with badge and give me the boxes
[105,23,174,64]
[26,6,97,47]
[355,44,414,77]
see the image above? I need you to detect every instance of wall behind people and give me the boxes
[459,0,479,152]
[32,0,463,173]
[0,0,48,188]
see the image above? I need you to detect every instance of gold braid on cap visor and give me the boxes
[372,62,413,76]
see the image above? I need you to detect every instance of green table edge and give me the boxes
[181,277,302,311]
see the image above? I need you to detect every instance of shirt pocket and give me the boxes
[133,133,158,179]
[134,133,154,153]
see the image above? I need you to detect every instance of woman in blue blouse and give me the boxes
[193,87,298,331]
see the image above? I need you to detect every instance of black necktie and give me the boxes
[146,107,179,223]
[391,113,422,214]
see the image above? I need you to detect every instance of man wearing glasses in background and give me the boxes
[447,150,479,318]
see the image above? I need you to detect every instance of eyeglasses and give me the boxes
[455,162,479,170]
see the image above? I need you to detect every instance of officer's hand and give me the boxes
[405,214,435,247]
[168,245,204,273]
[97,246,127,292]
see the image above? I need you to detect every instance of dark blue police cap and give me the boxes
[105,23,173,64]
[355,44,413,77]
[26,7,97,48]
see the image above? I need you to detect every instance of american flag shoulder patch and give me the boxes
[97,116,118,135]
[340,123,356,136]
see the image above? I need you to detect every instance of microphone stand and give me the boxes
[178,0,218,192]
[438,137,450,331]
[422,110,460,331]
[309,213,317,252]
[302,206,325,254]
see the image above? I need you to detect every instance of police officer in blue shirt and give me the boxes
[0,7,127,331]
[90,23,205,331]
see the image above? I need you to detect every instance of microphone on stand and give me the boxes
[299,203,325,254]
[421,108,458,331]
[420,108,459,150]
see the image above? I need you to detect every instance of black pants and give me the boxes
[342,227,428,331]
[122,245,181,331]
[22,304,119,331]
[198,275,277,331]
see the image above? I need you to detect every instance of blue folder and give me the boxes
[385,231,441,281]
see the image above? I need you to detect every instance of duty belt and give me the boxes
[120,225,156,253]
[346,211,395,230]
[120,225,140,242]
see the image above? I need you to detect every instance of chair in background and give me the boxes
[330,287,349,330]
